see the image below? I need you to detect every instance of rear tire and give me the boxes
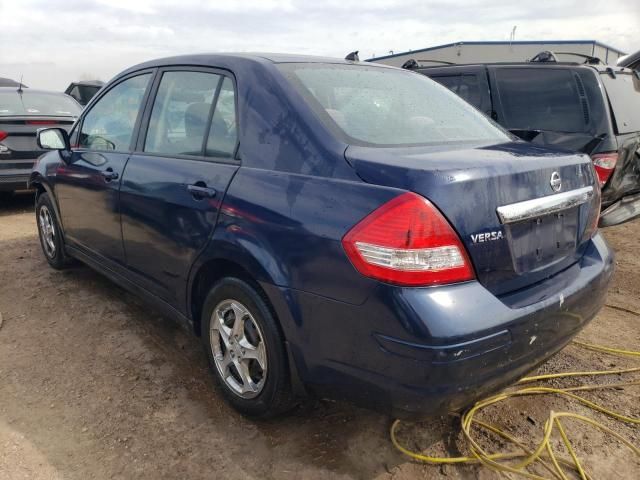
[202,277,295,417]
[36,192,72,269]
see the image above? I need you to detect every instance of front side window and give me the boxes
[79,73,151,151]
[144,71,221,156]
[279,64,508,147]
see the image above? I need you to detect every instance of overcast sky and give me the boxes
[1,0,638,90]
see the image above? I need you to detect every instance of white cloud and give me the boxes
[1,0,638,90]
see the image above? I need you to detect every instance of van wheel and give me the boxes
[202,277,295,417]
[36,193,72,269]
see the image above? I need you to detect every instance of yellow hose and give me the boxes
[390,339,640,478]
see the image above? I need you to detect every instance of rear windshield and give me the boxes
[600,72,640,134]
[493,68,606,134]
[279,64,509,147]
[69,85,101,105]
[0,91,81,117]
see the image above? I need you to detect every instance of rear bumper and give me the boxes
[599,192,640,227]
[0,172,31,191]
[0,161,35,192]
[271,233,614,418]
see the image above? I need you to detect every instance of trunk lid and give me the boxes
[346,141,599,296]
[0,117,74,170]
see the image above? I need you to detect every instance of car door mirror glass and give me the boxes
[37,128,69,150]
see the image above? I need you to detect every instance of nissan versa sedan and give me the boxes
[30,54,614,418]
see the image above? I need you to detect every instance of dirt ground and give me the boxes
[1,192,638,479]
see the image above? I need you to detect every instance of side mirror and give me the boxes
[37,128,70,151]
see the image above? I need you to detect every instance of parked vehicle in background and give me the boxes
[0,78,26,88]
[64,80,104,106]
[618,50,640,70]
[407,58,640,227]
[0,87,81,196]
[31,53,613,418]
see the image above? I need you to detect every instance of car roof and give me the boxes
[117,52,396,78]
[0,77,25,87]
[412,62,633,75]
[69,80,105,86]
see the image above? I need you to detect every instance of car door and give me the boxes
[119,69,240,307]
[55,72,154,264]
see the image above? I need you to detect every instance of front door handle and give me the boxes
[101,168,119,181]
[187,184,217,199]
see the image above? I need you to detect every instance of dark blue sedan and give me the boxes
[30,53,614,418]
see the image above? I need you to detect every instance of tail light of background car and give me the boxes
[342,192,475,286]
[591,152,618,186]
[0,131,7,142]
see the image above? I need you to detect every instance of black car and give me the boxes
[0,78,26,88]
[0,87,81,196]
[404,59,640,227]
[64,80,104,106]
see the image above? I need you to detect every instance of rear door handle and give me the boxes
[187,184,217,199]
[101,169,119,181]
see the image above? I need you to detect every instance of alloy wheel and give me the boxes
[38,205,56,258]
[210,299,267,398]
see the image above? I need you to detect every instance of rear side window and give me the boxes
[494,68,590,133]
[79,74,151,151]
[67,86,82,104]
[144,71,222,156]
[430,74,483,110]
[601,73,640,134]
[205,77,237,158]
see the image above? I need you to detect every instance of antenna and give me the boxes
[509,25,517,50]
[17,74,24,94]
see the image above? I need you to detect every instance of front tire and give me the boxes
[202,277,295,417]
[36,192,72,269]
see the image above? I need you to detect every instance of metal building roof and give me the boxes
[367,40,626,62]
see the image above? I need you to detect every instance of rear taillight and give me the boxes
[0,130,7,142]
[591,152,618,186]
[342,192,475,286]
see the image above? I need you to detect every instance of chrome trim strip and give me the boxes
[496,186,594,224]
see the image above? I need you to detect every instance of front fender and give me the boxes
[28,151,65,232]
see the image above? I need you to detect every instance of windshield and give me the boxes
[600,72,640,134]
[279,64,509,147]
[0,91,82,117]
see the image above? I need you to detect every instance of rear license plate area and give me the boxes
[506,206,579,273]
